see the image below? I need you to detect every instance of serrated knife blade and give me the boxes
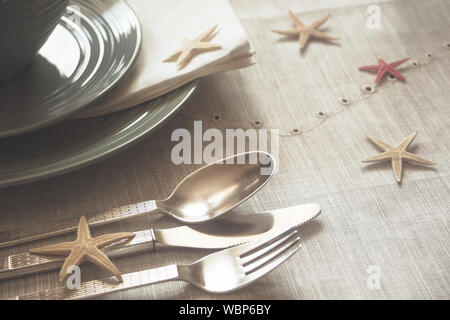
[154,203,321,248]
[0,204,320,280]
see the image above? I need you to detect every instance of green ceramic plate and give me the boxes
[0,0,141,138]
[0,81,200,188]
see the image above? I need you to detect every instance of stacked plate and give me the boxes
[0,0,69,81]
[0,0,200,188]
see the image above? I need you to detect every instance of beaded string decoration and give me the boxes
[180,42,449,138]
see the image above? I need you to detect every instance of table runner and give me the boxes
[0,0,449,299]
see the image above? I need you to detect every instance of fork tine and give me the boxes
[241,240,301,285]
[240,230,298,265]
[242,233,300,274]
[231,228,297,258]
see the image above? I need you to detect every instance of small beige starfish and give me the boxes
[272,11,339,51]
[163,24,222,69]
[362,131,436,182]
[30,216,135,282]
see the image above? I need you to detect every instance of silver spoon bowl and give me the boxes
[157,151,276,223]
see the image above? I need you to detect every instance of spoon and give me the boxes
[0,151,276,248]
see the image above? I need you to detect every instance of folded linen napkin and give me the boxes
[77,0,254,118]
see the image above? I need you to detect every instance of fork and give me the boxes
[12,229,301,300]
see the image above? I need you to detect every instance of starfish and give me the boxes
[272,11,339,51]
[359,58,409,83]
[30,216,135,282]
[163,24,222,69]
[362,131,435,182]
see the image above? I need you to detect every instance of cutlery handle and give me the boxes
[14,265,179,300]
[0,229,158,281]
[0,200,158,249]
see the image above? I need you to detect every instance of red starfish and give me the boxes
[359,58,409,83]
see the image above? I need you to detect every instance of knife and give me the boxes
[0,204,320,281]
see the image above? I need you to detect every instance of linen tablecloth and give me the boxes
[0,0,449,299]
